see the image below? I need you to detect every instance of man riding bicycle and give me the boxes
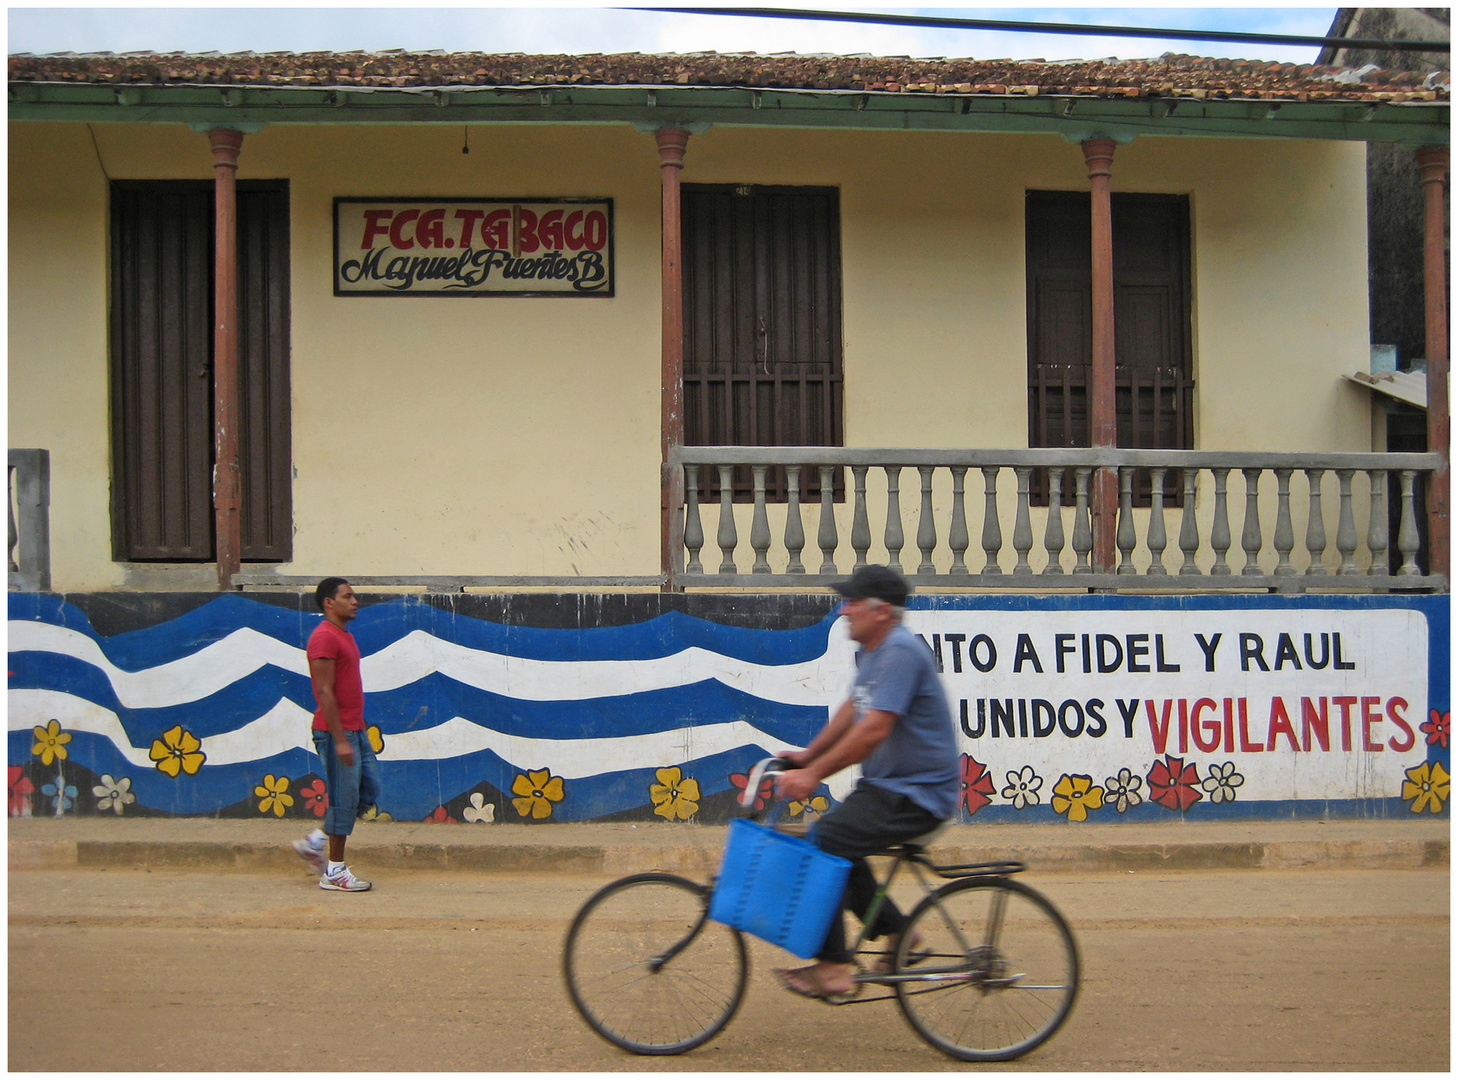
[773,564,960,1002]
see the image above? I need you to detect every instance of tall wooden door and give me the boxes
[110,181,292,561]
[1027,190,1194,452]
[681,184,843,499]
[1026,190,1193,503]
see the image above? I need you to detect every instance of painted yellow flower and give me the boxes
[31,720,71,766]
[1051,773,1105,823]
[254,774,294,817]
[367,725,384,755]
[511,769,565,820]
[148,725,206,777]
[649,766,700,822]
[360,805,393,823]
[1402,761,1450,815]
[789,795,831,820]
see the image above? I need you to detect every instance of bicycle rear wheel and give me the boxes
[894,877,1078,1061]
[563,872,747,1055]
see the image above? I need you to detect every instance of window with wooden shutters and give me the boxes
[682,184,844,501]
[110,180,293,561]
[1026,190,1194,504]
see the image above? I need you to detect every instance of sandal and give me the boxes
[773,965,859,1005]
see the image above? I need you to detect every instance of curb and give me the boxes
[10,836,1448,873]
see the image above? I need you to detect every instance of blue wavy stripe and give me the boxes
[7,593,839,668]
[8,650,824,748]
[11,731,315,816]
[365,677,825,743]
[17,729,1430,823]
[10,732,788,822]
[8,651,313,741]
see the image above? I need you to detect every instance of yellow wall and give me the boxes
[9,124,114,583]
[8,121,1373,589]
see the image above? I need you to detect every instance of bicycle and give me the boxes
[562,757,1080,1061]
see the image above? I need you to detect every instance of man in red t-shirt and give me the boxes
[292,578,380,891]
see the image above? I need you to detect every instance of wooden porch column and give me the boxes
[209,128,244,591]
[1416,146,1450,579]
[1083,138,1118,572]
[656,127,690,591]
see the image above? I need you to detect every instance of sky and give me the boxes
[7,5,1343,65]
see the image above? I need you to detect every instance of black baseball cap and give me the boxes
[830,564,911,606]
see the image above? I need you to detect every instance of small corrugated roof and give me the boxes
[7,49,1450,103]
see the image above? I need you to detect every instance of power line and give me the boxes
[630,7,1451,54]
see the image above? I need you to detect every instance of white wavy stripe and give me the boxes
[11,689,161,769]
[9,623,307,709]
[365,628,851,704]
[8,689,315,768]
[378,714,849,796]
[8,689,848,795]
[8,620,854,710]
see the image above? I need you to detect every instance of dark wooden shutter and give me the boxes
[1112,195,1194,455]
[236,186,292,561]
[1026,191,1193,503]
[110,184,216,560]
[110,181,292,561]
[682,185,843,500]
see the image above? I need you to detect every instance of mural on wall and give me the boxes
[7,593,1449,824]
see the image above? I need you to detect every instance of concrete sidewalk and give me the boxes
[8,815,1448,875]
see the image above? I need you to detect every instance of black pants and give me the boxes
[810,783,943,964]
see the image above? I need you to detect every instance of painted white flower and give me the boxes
[93,774,136,815]
[462,792,496,824]
[1105,768,1144,814]
[1001,766,1042,810]
[1200,761,1244,804]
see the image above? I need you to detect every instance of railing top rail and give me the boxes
[670,446,1444,471]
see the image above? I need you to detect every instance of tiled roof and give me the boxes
[8,50,1450,103]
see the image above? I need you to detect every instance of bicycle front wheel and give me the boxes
[894,877,1078,1061]
[562,872,748,1055]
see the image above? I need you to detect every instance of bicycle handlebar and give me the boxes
[738,756,790,808]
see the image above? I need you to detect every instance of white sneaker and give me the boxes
[292,834,327,876]
[319,865,372,892]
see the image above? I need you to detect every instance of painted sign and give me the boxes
[903,607,1430,818]
[333,198,614,296]
[6,593,1449,825]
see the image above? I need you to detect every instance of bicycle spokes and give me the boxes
[893,878,1079,1061]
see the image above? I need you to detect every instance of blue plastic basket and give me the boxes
[707,818,852,959]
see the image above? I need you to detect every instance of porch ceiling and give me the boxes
[8,50,1450,146]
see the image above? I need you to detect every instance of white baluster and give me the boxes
[785,465,806,574]
[717,464,738,574]
[916,466,937,575]
[817,465,838,575]
[980,466,1002,575]
[1042,467,1066,575]
[683,464,704,574]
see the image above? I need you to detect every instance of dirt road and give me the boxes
[9,864,1447,1071]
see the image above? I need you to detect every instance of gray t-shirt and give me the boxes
[851,623,960,820]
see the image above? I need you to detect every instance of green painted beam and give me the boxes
[8,80,1448,145]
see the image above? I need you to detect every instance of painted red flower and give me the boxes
[1420,710,1450,749]
[8,766,35,817]
[960,754,995,816]
[728,771,775,811]
[301,778,329,817]
[1147,755,1203,813]
[423,805,457,824]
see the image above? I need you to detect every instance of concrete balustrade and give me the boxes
[672,447,1446,592]
[7,446,1446,594]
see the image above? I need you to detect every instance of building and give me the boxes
[8,48,1450,824]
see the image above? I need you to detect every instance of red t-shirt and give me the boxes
[308,620,366,731]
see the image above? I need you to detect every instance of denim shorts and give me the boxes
[312,728,381,837]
